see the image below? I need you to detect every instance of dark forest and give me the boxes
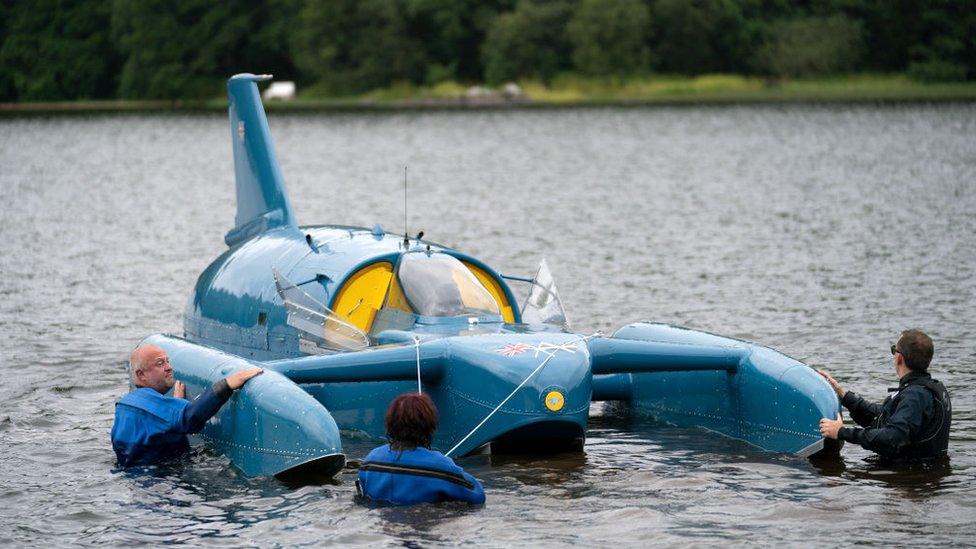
[1,0,973,101]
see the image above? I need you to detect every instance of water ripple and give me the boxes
[1,104,974,546]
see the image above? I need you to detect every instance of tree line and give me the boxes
[1,0,974,102]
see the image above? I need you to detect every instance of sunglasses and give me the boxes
[890,344,903,356]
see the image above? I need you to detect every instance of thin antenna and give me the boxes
[403,166,409,247]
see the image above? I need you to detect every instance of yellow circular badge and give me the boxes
[544,390,565,412]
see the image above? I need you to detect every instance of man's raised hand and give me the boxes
[227,367,264,390]
[817,369,847,398]
[819,413,844,439]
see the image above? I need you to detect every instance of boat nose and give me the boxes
[437,334,592,456]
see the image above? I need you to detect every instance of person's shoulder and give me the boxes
[362,446,463,471]
[118,387,162,405]
[898,384,934,405]
[412,447,463,471]
[117,387,186,421]
[901,383,932,396]
[363,444,393,462]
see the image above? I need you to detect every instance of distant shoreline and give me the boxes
[4,75,975,114]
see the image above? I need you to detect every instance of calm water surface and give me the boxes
[1,104,974,546]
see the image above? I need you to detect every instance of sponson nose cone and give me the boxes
[434,333,592,456]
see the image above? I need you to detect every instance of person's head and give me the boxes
[130,344,174,394]
[892,329,934,375]
[385,393,438,450]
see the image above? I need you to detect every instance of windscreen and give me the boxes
[520,258,569,328]
[397,252,500,317]
[273,268,369,351]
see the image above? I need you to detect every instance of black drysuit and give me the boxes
[838,371,951,462]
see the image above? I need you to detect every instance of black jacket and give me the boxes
[838,371,951,462]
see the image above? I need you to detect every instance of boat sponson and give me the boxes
[594,323,840,455]
[142,334,345,477]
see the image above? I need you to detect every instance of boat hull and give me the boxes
[298,333,592,458]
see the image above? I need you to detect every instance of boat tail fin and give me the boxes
[224,73,297,247]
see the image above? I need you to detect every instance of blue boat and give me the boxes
[135,74,841,478]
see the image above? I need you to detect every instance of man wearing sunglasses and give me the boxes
[817,329,951,463]
[111,344,263,467]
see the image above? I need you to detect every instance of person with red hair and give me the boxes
[358,393,485,505]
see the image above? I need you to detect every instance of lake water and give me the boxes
[1,104,974,546]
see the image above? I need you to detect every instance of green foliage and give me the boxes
[837,0,974,80]
[112,0,297,100]
[406,0,466,84]
[291,0,518,93]
[291,0,428,95]
[754,15,863,78]
[907,60,968,82]
[481,0,576,85]
[406,0,513,83]
[566,0,650,77]
[905,2,975,81]
[1,0,973,102]
[649,0,753,75]
[839,0,921,72]
[0,2,16,101]
[240,0,302,83]
[0,0,118,101]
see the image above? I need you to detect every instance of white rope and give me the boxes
[444,333,598,457]
[414,335,422,394]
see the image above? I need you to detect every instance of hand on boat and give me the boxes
[817,369,846,398]
[819,413,843,439]
[173,381,185,399]
[227,367,264,390]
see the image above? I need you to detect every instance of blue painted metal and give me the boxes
[280,333,591,457]
[598,323,840,455]
[265,340,449,383]
[225,73,297,247]
[589,337,746,373]
[131,73,841,478]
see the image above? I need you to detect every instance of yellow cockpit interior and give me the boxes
[330,262,394,333]
[329,253,515,334]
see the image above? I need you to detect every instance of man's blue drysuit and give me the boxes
[111,380,232,467]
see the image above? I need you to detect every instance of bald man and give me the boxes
[111,344,263,467]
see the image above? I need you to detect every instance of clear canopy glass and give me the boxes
[397,252,500,317]
[520,258,569,328]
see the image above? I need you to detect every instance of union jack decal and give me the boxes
[496,343,530,357]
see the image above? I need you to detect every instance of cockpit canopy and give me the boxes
[276,249,515,352]
[397,252,501,317]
